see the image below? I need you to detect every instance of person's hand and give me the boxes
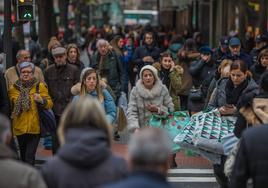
[143,56,154,63]
[201,54,209,62]
[33,93,44,104]
[170,60,175,72]
[219,105,236,115]
[146,104,159,113]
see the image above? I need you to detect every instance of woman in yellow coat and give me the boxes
[9,62,53,165]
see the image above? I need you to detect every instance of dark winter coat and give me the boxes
[41,127,128,188]
[91,51,125,98]
[249,45,268,65]
[188,59,216,111]
[189,59,217,97]
[44,63,79,116]
[0,72,10,116]
[250,63,267,84]
[67,59,85,74]
[103,171,173,188]
[132,44,161,73]
[226,51,253,68]
[230,125,268,188]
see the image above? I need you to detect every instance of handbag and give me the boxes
[148,111,190,152]
[36,83,57,137]
[189,86,203,101]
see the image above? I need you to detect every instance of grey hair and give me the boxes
[58,96,112,146]
[129,127,172,166]
[96,39,109,48]
[0,114,11,143]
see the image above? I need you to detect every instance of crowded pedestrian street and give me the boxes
[0,0,268,188]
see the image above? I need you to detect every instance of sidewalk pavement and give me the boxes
[36,143,212,169]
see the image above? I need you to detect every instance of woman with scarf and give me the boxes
[153,52,183,111]
[207,59,259,188]
[8,62,53,165]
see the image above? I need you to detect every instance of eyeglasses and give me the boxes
[21,71,33,74]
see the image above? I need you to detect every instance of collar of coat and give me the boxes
[135,79,164,99]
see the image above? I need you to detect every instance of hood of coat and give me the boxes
[237,78,259,108]
[135,79,165,100]
[57,127,111,168]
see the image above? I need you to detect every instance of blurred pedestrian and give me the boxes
[0,114,47,188]
[0,70,10,116]
[188,46,217,114]
[230,125,268,188]
[41,97,128,188]
[250,34,268,66]
[213,36,229,65]
[226,37,253,68]
[177,38,199,110]
[103,127,173,188]
[5,50,44,90]
[250,48,268,84]
[44,46,79,154]
[66,43,85,74]
[91,39,125,102]
[132,31,161,74]
[153,52,183,111]
[8,62,53,165]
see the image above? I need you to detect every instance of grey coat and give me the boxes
[127,79,174,132]
[208,77,259,110]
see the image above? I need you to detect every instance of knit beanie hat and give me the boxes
[80,67,94,82]
[140,65,159,81]
[48,37,61,52]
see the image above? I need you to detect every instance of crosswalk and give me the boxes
[167,169,218,188]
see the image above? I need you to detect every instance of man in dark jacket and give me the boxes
[104,127,173,188]
[230,125,268,188]
[226,37,253,68]
[250,34,268,66]
[0,114,47,188]
[44,46,79,153]
[132,31,161,74]
[0,71,10,116]
[90,39,125,100]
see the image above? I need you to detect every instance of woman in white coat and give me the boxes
[127,65,174,133]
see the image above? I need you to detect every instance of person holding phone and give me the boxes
[207,59,259,188]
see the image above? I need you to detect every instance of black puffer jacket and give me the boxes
[41,127,128,188]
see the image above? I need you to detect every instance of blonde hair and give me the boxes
[58,96,112,146]
[80,68,104,102]
[218,59,233,73]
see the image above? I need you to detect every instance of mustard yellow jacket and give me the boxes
[8,83,53,136]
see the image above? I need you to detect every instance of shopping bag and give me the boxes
[148,111,190,153]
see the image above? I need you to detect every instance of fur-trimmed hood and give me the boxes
[135,79,165,100]
[240,97,268,125]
